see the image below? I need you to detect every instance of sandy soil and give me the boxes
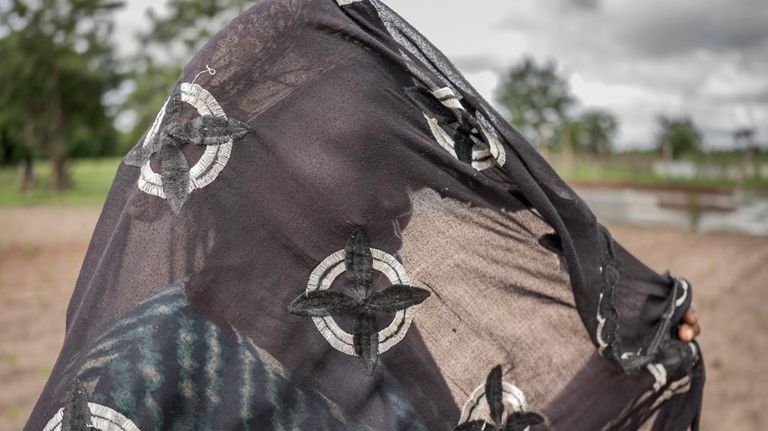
[0,206,765,430]
[609,224,768,430]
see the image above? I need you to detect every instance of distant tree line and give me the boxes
[494,57,745,163]
[496,58,621,158]
[0,3,762,192]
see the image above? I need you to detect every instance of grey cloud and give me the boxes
[452,55,506,74]
[563,0,601,10]
[708,87,768,104]
[614,1,768,57]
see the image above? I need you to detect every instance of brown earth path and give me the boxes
[0,206,765,430]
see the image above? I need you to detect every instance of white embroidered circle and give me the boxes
[138,82,233,198]
[459,381,529,425]
[306,248,414,356]
[42,402,141,431]
[675,278,689,307]
[422,87,506,170]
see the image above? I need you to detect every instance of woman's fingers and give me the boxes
[683,309,698,325]
[678,324,695,342]
[678,310,701,342]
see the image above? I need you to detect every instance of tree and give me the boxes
[550,110,618,176]
[552,118,581,170]
[578,110,618,155]
[0,0,122,190]
[655,116,702,160]
[733,127,760,179]
[496,57,575,154]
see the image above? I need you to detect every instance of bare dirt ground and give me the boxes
[0,206,765,430]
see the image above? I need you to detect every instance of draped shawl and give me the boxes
[26,1,704,430]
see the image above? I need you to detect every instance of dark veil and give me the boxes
[26,0,703,430]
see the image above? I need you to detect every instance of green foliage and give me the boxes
[497,58,620,156]
[552,117,581,152]
[561,158,768,190]
[577,110,618,155]
[0,158,120,206]
[552,110,618,156]
[496,57,575,149]
[656,115,702,159]
[0,0,123,189]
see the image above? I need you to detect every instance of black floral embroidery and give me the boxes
[123,85,250,213]
[405,85,487,164]
[288,227,430,375]
[454,365,544,431]
[537,233,562,255]
[538,232,567,273]
[62,378,94,431]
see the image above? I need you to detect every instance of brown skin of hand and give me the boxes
[677,309,701,342]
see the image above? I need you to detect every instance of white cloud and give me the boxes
[112,0,159,57]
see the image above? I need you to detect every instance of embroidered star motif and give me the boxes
[62,378,94,431]
[405,85,487,164]
[287,227,431,375]
[123,85,250,213]
[538,232,568,273]
[454,365,545,431]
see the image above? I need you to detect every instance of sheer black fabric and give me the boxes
[26,1,703,430]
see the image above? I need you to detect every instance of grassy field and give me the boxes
[1,156,765,208]
[556,159,768,191]
[0,158,120,206]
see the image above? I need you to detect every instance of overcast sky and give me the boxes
[114,0,768,150]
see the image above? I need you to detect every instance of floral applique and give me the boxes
[455,365,544,431]
[288,227,430,374]
[406,85,506,170]
[123,82,250,213]
[42,378,141,431]
[538,232,568,273]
